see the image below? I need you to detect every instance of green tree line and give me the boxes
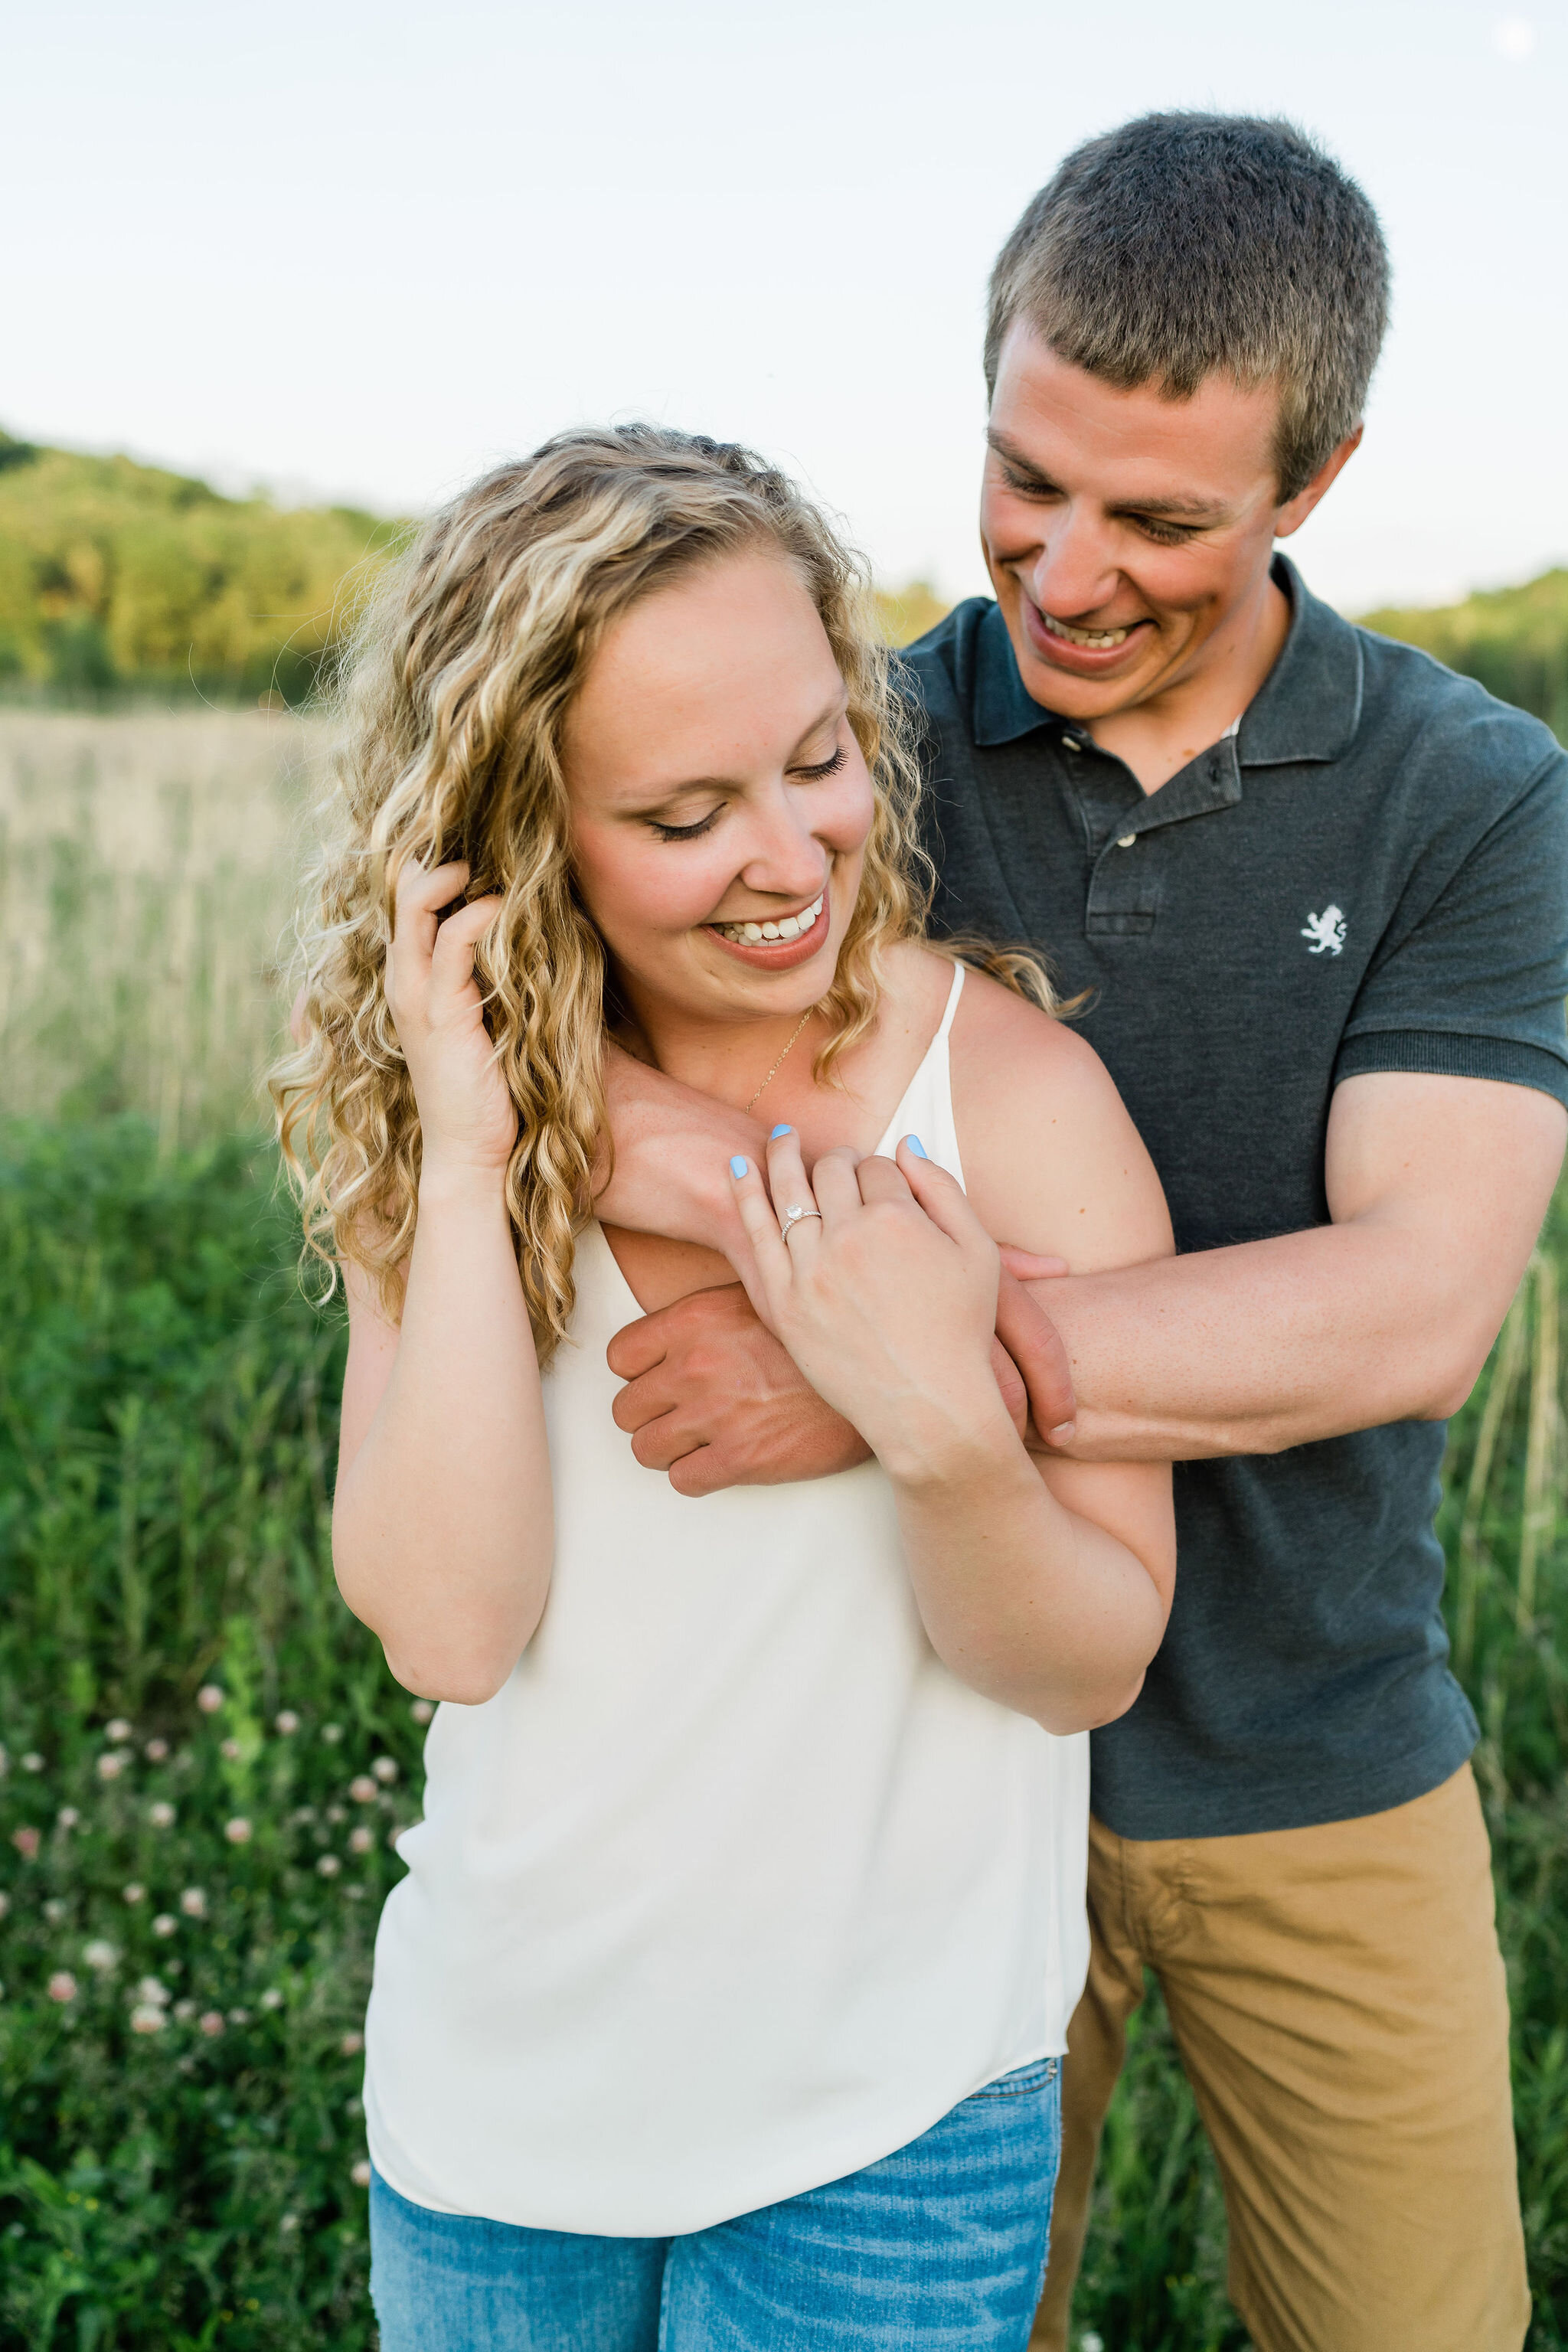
[2,425,1566,731]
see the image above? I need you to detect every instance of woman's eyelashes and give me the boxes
[645,745,848,840]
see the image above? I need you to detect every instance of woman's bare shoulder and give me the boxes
[949,964,1173,1271]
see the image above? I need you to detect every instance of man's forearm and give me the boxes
[1038,1219,1500,1462]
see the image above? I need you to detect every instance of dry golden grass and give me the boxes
[0,709,331,1145]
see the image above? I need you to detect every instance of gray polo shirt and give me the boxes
[901,555,1568,1838]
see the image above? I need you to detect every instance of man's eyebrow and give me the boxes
[985,430,1225,521]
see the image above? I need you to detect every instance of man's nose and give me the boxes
[1027,506,1120,620]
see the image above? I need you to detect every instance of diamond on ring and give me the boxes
[780,1204,822,1233]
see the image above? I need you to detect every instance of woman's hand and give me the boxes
[385,861,515,1182]
[729,1131,1015,1485]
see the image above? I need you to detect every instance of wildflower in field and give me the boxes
[349,1775,377,1804]
[321,1723,343,1745]
[129,2003,165,2034]
[351,2159,372,2187]
[229,2007,250,2024]
[348,1825,374,1854]
[179,1889,207,1918]
[83,1941,119,1972]
[410,1699,433,1724]
[291,1805,316,1825]
[279,2213,299,2234]
[144,1737,169,1762]
[152,1913,177,1938]
[148,1801,175,1829]
[275,1710,300,1734]
[220,1737,242,1761]
[21,1753,42,1772]
[106,1720,133,1743]
[224,1818,253,1844]
[341,2030,364,2054]
[11,1828,39,1860]
[96,1753,126,1782]
[57,1807,79,1830]
[47,1971,77,2002]
[122,1883,145,1904]
[197,1687,224,1714]
[317,1854,341,1878]
[260,1987,283,2010]
[173,2000,195,2020]
[0,1745,8,1775]
[137,1976,169,2006]
[198,2010,224,2037]
[0,1893,9,1919]
[326,1803,348,1824]
[43,1899,66,1923]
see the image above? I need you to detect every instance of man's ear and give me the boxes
[1273,425,1364,541]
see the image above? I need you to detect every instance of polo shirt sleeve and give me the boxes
[1334,737,1568,1107]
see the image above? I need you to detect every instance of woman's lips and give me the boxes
[704,897,831,970]
[1021,591,1152,674]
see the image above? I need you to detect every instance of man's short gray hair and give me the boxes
[985,113,1390,502]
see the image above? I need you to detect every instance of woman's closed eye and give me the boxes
[648,804,724,842]
[790,743,849,783]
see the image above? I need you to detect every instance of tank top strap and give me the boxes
[934,956,966,1041]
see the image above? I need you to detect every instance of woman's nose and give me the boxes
[737,793,829,902]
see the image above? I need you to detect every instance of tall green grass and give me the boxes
[0,714,1564,2347]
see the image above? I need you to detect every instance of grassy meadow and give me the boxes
[1,711,1566,2351]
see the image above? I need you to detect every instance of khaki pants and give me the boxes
[1032,1766,1528,2352]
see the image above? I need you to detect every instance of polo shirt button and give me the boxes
[1116,833,1137,849]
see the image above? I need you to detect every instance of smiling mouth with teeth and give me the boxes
[712,891,825,946]
[1041,612,1136,650]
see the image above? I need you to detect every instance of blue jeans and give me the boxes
[370,2056,1060,2350]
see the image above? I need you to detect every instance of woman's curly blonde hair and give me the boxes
[271,424,1059,1359]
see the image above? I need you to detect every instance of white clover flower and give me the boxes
[47,1971,77,2002]
[196,1687,224,1715]
[348,1776,377,1805]
[275,1711,300,1735]
[144,1737,169,1762]
[83,1940,119,1972]
[224,1818,253,1845]
[96,1753,126,1782]
[11,1828,39,1861]
[279,2213,299,2234]
[198,2010,224,2037]
[179,1889,207,1919]
[410,1700,433,1725]
[348,1826,374,1855]
[106,1720,133,1743]
[351,2159,372,2188]
[260,1987,284,2011]
[341,2030,364,2055]
[42,1897,66,1922]
[291,1805,317,1825]
[57,1807,80,1830]
[220,1738,242,1762]
[137,1976,170,2005]
[371,1758,398,1785]
[325,1805,347,1825]
[152,1913,177,1938]
[228,2007,250,2025]
[320,1724,343,1746]
[21,1753,43,1772]
[122,1883,145,1905]
[316,1855,342,1879]
[173,1999,196,2020]
[129,2004,165,2034]
[148,1802,175,1830]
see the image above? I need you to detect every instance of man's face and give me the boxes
[981,322,1293,719]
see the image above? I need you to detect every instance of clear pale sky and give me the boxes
[4,0,1565,612]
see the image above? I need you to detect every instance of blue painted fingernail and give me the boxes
[769,1124,793,1139]
[730,1155,750,1179]
[904,1134,928,1159]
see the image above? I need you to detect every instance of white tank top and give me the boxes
[364,962,1089,2235]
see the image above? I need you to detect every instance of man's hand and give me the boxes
[606,1264,1077,1495]
[607,1284,871,1495]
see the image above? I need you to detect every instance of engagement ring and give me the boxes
[780,1204,822,1235]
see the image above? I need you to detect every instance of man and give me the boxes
[593,116,1568,2351]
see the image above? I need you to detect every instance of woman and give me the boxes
[275,425,1174,2350]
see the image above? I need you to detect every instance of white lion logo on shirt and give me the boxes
[1302,905,1346,956]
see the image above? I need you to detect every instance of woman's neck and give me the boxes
[616,998,825,1116]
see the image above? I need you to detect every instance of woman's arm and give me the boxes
[330,861,552,1705]
[731,991,1174,1733]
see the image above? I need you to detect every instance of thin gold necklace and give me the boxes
[745,1008,815,1116]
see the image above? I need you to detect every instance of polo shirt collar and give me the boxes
[969,552,1364,766]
